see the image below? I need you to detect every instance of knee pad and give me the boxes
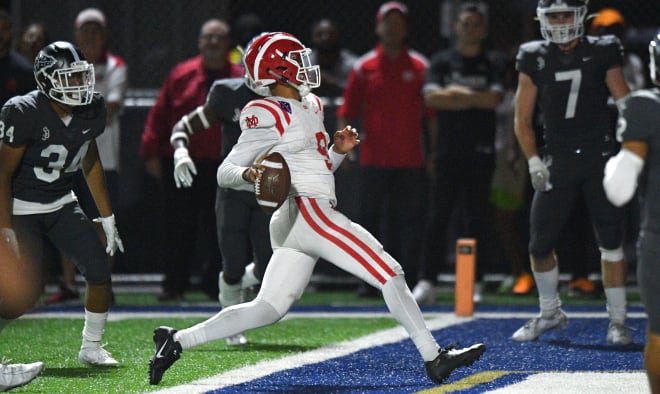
[600,246,624,263]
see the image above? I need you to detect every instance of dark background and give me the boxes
[3,0,659,275]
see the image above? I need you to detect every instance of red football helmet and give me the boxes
[243,32,320,97]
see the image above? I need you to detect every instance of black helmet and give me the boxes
[34,41,95,106]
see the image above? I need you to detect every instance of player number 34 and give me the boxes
[0,120,15,144]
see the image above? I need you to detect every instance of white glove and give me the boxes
[0,227,20,258]
[603,148,644,207]
[93,214,124,256]
[173,147,197,188]
[528,156,553,192]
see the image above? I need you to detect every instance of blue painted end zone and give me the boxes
[208,317,646,394]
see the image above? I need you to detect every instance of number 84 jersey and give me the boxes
[0,90,106,206]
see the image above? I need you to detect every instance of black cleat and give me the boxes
[149,326,182,385]
[425,343,486,384]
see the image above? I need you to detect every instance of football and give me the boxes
[255,152,291,214]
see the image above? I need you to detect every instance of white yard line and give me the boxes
[22,310,648,320]
[147,315,468,394]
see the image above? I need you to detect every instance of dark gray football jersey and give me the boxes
[206,78,260,158]
[516,35,623,147]
[618,88,660,233]
[0,90,106,203]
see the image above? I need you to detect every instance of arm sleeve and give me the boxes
[328,146,346,172]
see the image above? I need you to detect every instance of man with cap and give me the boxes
[337,1,429,295]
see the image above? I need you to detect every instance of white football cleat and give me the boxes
[0,361,44,391]
[78,345,118,366]
[412,280,436,305]
[225,334,248,346]
[607,322,633,345]
[512,309,568,341]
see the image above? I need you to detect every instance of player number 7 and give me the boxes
[555,69,581,119]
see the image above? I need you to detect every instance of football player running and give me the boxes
[0,41,122,368]
[603,29,660,393]
[168,33,272,346]
[512,0,631,343]
[149,32,486,386]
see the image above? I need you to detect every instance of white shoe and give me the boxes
[241,263,261,303]
[607,322,633,345]
[412,280,436,305]
[242,263,260,288]
[473,282,483,304]
[218,273,242,307]
[225,333,248,346]
[0,361,44,391]
[512,309,568,341]
[78,345,118,366]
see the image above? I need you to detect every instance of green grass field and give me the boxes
[1,286,642,393]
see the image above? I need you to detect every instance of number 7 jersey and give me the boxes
[219,93,340,205]
[516,35,623,147]
[0,90,106,206]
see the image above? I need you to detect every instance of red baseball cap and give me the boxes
[376,1,408,22]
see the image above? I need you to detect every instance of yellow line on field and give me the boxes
[416,371,514,393]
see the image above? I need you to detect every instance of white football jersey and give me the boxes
[218,93,342,204]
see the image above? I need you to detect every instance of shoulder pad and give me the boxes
[241,98,291,136]
[519,40,548,56]
[305,93,324,113]
[210,77,245,95]
[588,34,621,47]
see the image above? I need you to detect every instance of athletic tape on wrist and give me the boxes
[170,131,189,145]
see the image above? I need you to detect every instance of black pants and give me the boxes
[13,202,110,285]
[215,187,272,283]
[357,167,426,286]
[418,153,495,283]
[160,158,222,296]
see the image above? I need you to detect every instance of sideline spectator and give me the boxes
[140,19,243,301]
[337,1,429,294]
[16,21,49,63]
[412,2,504,304]
[309,18,357,98]
[0,9,33,106]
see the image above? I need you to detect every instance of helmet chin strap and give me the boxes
[266,69,310,97]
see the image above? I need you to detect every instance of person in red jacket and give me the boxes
[140,18,243,301]
[337,2,429,295]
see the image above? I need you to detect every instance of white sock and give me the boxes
[604,287,627,324]
[532,266,561,318]
[175,299,280,351]
[382,276,440,361]
[81,309,108,347]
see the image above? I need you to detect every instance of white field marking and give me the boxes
[21,310,648,321]
[147,315,471,394]
[485,372,648,394]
